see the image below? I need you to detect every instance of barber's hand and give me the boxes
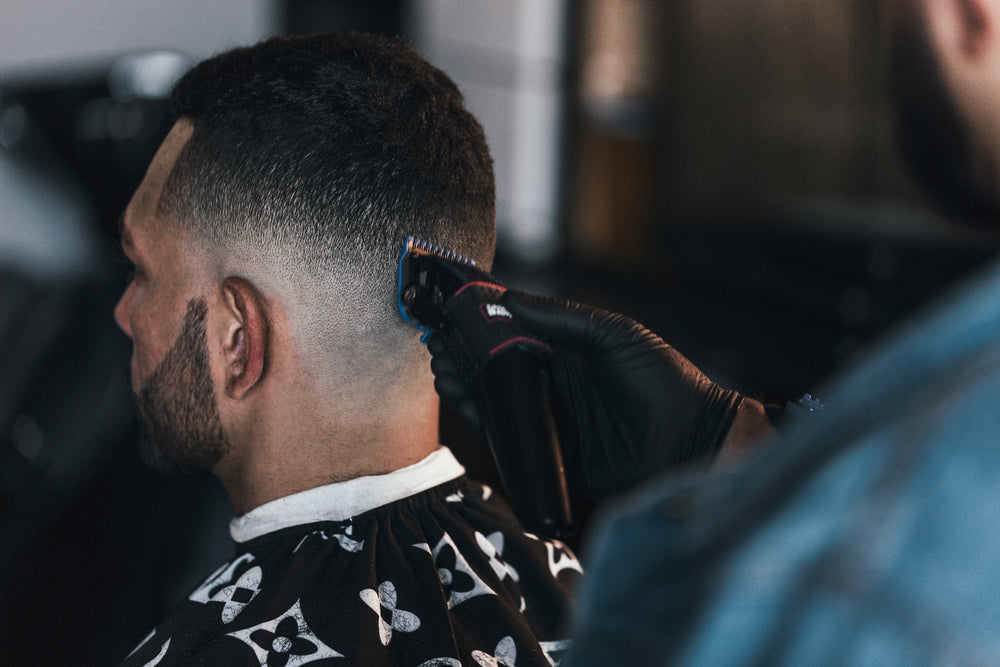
[429,289,745,501]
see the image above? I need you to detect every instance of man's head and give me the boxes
[886,0,1000,221]
[115,33,496,477]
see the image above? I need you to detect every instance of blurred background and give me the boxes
[2,1,998,663]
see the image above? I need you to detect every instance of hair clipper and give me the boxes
[397,236,573,537]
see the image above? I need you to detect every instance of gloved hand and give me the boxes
[429,289,745,501]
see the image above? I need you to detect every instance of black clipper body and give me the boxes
[398,236,573,537]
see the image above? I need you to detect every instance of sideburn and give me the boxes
[136,297,231,475]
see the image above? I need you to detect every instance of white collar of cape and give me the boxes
[229,446,465,543]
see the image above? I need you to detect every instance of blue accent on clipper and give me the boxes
[397,236,424,330]
[397,235,483,343]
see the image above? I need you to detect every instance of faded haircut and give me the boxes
[158,33,496,393]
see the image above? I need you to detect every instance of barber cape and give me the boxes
[122,448,580,666]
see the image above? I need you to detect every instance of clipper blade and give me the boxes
[397,235,493,338]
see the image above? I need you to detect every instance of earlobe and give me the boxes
[221,277,268,399]
[957,0,992,58]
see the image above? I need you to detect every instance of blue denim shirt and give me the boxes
[566,258,1000,666]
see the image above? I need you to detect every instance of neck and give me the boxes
[214,374,441,516]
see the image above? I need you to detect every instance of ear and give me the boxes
[219,277,268,400]
[927,0,995,60]
[958,0,994,57]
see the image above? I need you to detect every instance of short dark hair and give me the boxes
[160,33,496,387]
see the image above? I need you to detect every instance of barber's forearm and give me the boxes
[716,397,775,462]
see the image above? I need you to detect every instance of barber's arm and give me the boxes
[429,289,775,502]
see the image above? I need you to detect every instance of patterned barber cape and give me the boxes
[122,448,581,666]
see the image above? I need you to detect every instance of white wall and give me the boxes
[412,0,568,262]
[0,1,277,279]
[0,0,276,75]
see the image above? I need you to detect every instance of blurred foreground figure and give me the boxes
[116,33,578,665]
[562,1,1000,664]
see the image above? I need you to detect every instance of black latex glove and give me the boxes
[429,289,744,501]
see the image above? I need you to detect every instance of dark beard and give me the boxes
[135,297,230,475]
[887,6,1000,226]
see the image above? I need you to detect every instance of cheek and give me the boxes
[128,305,174,389]
[128,318,156,388]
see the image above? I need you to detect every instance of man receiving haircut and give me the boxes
[116,33,579,665]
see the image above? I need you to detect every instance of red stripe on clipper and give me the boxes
[489,337,553,358]
[454,281,506,297]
